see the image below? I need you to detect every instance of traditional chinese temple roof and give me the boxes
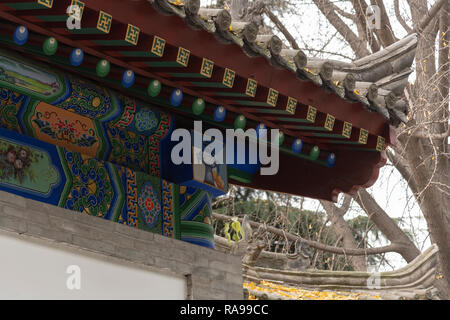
[0,0,416,201]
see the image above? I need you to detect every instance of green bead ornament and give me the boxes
[43,37,58,55]
[310,145,320,160]
[234,115,246,130]
[147,80,161,97]
[96,59,110,78]
[277,131,285,146]
[192,98,206,115]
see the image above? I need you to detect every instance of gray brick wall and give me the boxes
[0,190,243,300]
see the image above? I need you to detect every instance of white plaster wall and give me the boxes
[0,231,185,300]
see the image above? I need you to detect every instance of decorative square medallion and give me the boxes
[97,10,112,34]
[200,58,214,78]
[222,68,235,88]
[266,88,279,107]
[246,79,257,97]
[70,0,85,20]
[359,128,369,144]
[376,136,386,151]
[342,122,352,139]
[124,24,140,45]
[176,47,190,67]
[38,0,53,8]
[306,106,317,123]
[324,114,335,131]
[286,97,297,115]
[151,36,166,57]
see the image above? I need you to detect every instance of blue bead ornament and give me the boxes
[70,48,84,66]
[170,89,183,107]
[13,26,28,46]
[214,106,226,122]
[292,139,303,154]
[256,123,267,139]
[122,70,135,88]
[326,153,337,167]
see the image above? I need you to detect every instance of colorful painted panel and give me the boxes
[0,50,173,177]
[0,49,218,248]
[0,88,28,133]
[178,188,214,249]
[0,51,64,101]
[0,128,65,204]
[0,127,174,237]
[30,102,100,158]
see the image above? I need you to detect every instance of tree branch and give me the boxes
[412,127,450,140]
[386,147,419,195]
[370,0,398,47]
[320,199,367,270]
[313,0,370,58]
[394,0,413,33]
[213,212,401,256]
[262,6,299,50]
[413,0,448,34]
[354,189,421,262]
[351,0,380,53]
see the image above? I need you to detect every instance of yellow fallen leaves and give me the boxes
[244,280,381,300]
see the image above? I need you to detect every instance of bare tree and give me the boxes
[223,0,449,297]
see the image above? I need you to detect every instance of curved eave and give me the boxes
[0,0,396,200]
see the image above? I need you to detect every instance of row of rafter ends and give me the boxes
[150,0,415,128]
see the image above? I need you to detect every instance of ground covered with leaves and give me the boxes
[244,280,381,300]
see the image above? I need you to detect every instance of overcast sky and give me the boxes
[200,0,434,271]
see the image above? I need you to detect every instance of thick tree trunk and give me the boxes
[321,200,368,271]
[355,189,421,263]
[401,0,450,298]
[227,0,450,297]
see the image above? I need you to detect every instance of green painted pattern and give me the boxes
[275,117,310,123]
[146,61,183,68]
[191,82,227,88]
[253,109,291,115]
[234,100,271,107]
[180,221,214,239]
[312,133,348,139]
[169,73,208,78]
[4,2,48,10]
[93,40,134,46]
[35,16,68,22]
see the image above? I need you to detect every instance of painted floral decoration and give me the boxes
[134,109,158,133]
[0,142,41,183]
[138,182,161,228]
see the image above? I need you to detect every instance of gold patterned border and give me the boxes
[266,88,279,107]
[286,97,297,115]
[125,24,140,45]
[306,106,317,123]
[38,0,53,8]
[176,47,190,67]
[246,79,257,97]
[342,122,352,139]
[151,36,166,57]
[96,10,112,34]
[200,58,214,78]
[376,136,386,151]
[222,68,235,88]
[324,114,335,131]
[359,128,369,144]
